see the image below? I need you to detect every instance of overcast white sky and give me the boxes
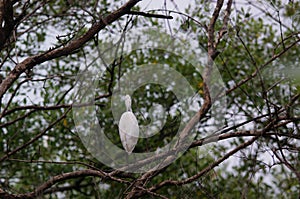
[137,0,295,29]
[138,0,188,11]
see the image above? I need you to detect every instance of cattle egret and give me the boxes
[118,95,139,154]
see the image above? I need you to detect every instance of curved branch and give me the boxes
[0,169,129,198]
[149,136,259,192]
[0,0,141,99]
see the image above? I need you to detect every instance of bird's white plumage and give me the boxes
[118,95,139,154]
[125,95,132,112]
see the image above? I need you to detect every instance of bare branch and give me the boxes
[0,107,71,162]
[216,0,232,47]
[149,136,259,192]
[272,148,300,182]
[226,38,300,95]
[128,11,173,19]
[207,0,224,54]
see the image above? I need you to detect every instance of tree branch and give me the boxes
[226,38,300,95]
[149,136,259,192]
[0,107,71,162]
[0,0,141,99]
[0,0,14,49]
[128,11,173,19]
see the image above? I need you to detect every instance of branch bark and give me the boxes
[0,169,127,198]
[0,0,141,99]
[0,0,14,49]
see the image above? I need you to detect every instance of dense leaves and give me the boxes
[0,0,299,198]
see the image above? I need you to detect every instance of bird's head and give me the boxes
[125,95,132,112]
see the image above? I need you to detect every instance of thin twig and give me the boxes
[128,11,173,19]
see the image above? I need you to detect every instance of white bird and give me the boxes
[118,95,139,154]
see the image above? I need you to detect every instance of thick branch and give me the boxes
[0,0,14,49]
[207,0,224,55]
[0,0,141,99]
[215,0,232,47]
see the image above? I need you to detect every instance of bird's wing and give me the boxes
[119,112,139,153]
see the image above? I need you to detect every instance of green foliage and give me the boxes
[0,0,299,198]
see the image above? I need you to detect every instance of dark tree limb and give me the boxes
[0,0,14,49]
[0,0,142,99]
[128,11,173,19]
